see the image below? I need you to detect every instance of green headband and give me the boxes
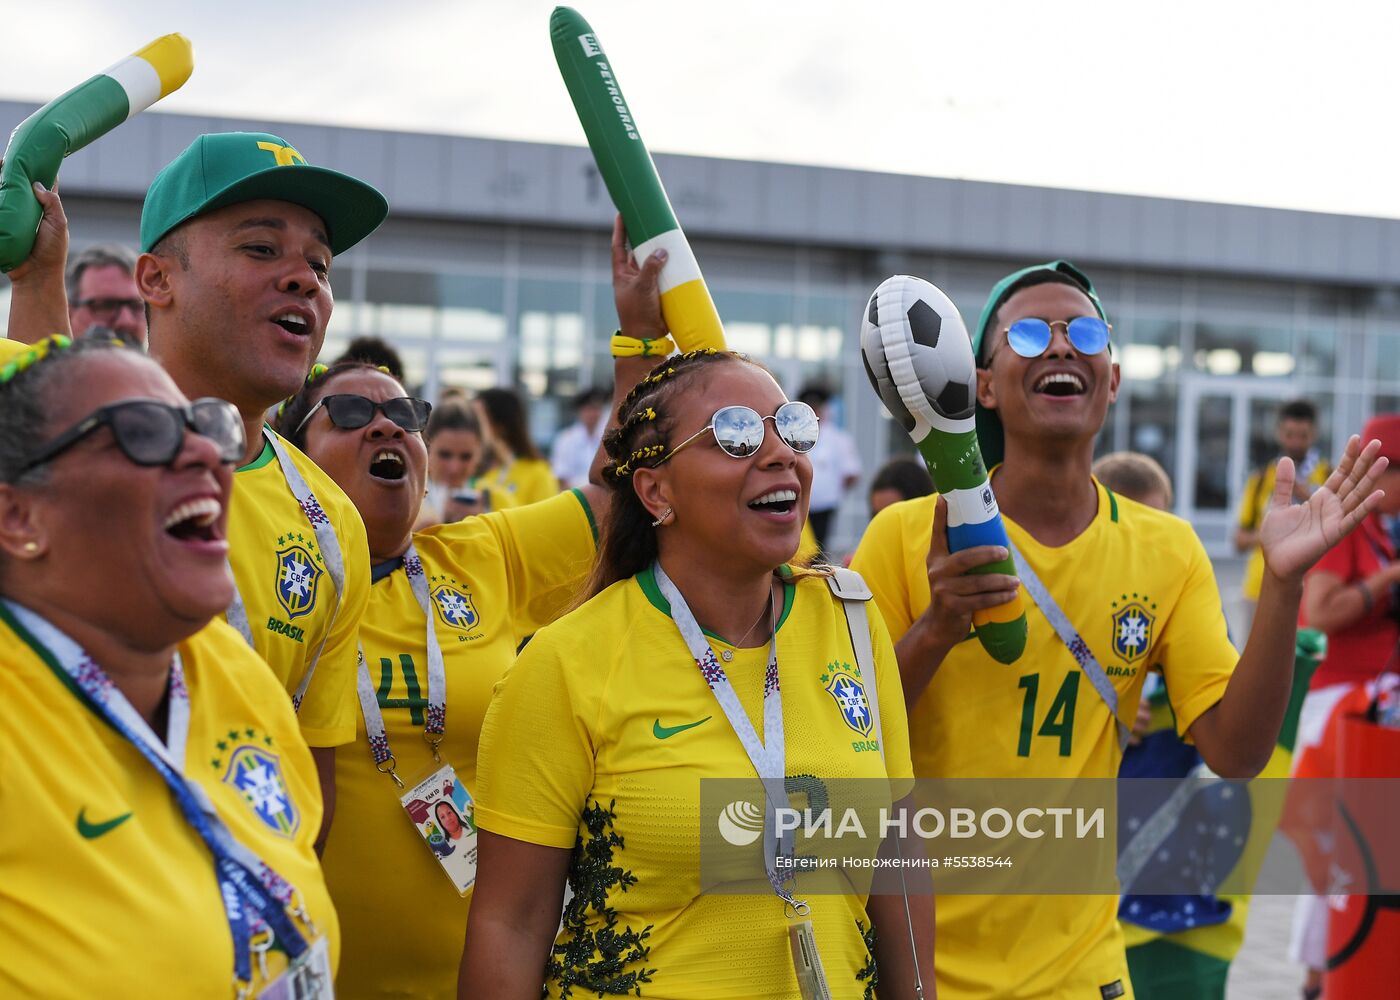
[970,260,1107,468]
[0,335,75,385]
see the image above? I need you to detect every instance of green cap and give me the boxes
[140,132,388,255]
[970,260,1107,467]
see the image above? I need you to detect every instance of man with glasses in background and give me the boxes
[66,244,146,347]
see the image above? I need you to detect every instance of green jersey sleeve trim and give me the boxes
[637,565,796,640]
[570,487,599,545]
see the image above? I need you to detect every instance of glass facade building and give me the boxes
[4,100,1396,554]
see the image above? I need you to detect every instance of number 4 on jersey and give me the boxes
[1016,672,1079,757]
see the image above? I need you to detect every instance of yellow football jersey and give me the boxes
[475,569,915,999]
[850,484,1238,1000]
[322,489,596,1000]
[229,430,370,747]
[0,611,337,999]
[475,456,560,507]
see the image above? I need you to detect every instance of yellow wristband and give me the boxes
[611,331,676,359]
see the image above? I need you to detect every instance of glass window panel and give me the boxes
[364,268,437,306]
[1297,328,1337,377]
[1124,381,1179,504]
[1193,394,1233,510]
[434,348,498,396]
[1192,322,1293,377]
[1374,333,1400,382]
[440,275,506,343]
[516,279,584,401]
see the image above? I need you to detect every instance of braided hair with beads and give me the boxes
[585,349,766,599]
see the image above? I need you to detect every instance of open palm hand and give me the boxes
[1260,435,1388,582]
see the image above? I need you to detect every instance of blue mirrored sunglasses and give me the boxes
[1004,316,1111,359]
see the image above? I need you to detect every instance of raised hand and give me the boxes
[917,495,1021,652]
[6,182,68,285]
[610,213,668,341]
[1260,435,1387,582]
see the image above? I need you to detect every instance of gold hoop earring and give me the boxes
[651,507,673,528]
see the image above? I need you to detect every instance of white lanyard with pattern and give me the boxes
[1006,540,1131,749]
[226,429,347,710]
[4,601,319,995]
[652,562,805,913]
[355,542,447,786]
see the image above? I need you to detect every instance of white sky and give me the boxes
[8,0,1399,219]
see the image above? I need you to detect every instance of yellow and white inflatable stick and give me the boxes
[0,34,194,272]
[550,7,724,351]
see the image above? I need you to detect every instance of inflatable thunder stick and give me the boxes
[0,34,194,272]
[861,275,1027,664]
[550,7,724,352]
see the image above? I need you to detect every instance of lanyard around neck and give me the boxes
[356,540,448,786]
[226,428,347,710]
[3,600,312,989]
[652,562,804,913]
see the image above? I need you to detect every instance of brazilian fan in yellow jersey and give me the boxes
[472,387,562,506]
[273,217,668,1000]
[850,261,1386,1000]
[461,348,933,998]
[0,338,336,998]
[6,133,389,847]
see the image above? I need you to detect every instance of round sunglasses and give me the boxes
[658,401,820,464]
[1002,316,1111,359]
[19,398,245,475]
[296,393,432,435]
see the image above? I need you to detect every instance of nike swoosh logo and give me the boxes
[653,716,712,740]
[76,808,132,839]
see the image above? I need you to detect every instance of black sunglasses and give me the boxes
[296,394,432,435]
[19,398,245,475]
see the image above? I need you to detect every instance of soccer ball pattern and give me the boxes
[860,275,978,440]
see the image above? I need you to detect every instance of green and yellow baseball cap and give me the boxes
[140,132,388,255]
[970,260,1107,467]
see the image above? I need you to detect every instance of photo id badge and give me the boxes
[257,935,334,999]
[400,762,478,895]
[789,919,833,1000]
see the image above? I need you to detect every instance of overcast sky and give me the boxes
[9,0,1398,219]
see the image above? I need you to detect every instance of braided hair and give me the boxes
[273,359,399,450]
[584,349,762,599]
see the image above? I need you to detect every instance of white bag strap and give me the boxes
[826,567,883,761]
[825,565,926,998]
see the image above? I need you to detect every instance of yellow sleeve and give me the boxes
[868,600,915,793]
[483,489,597,638]
[294,495,371,748]
[1236,471,1265,530]
[518,460,562,506]
[1157,532,1239,739]
[474,626,596,848]
[850,497,934,643]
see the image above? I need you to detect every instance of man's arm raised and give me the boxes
[5,183,73,344]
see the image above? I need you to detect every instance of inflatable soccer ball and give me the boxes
[860,275,978,441]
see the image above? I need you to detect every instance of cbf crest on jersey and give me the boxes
[821,661,874,737]
[275,534,324,620]
[430,573,480,631]
[1111,593,1158,663]
[212,730,299,837]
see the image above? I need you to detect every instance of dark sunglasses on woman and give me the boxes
[295,394,432,436]
[19,398,245,474]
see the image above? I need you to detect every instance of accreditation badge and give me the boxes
[257,935,334,999]
[789,919,832,1000]
[400,762,478,895]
